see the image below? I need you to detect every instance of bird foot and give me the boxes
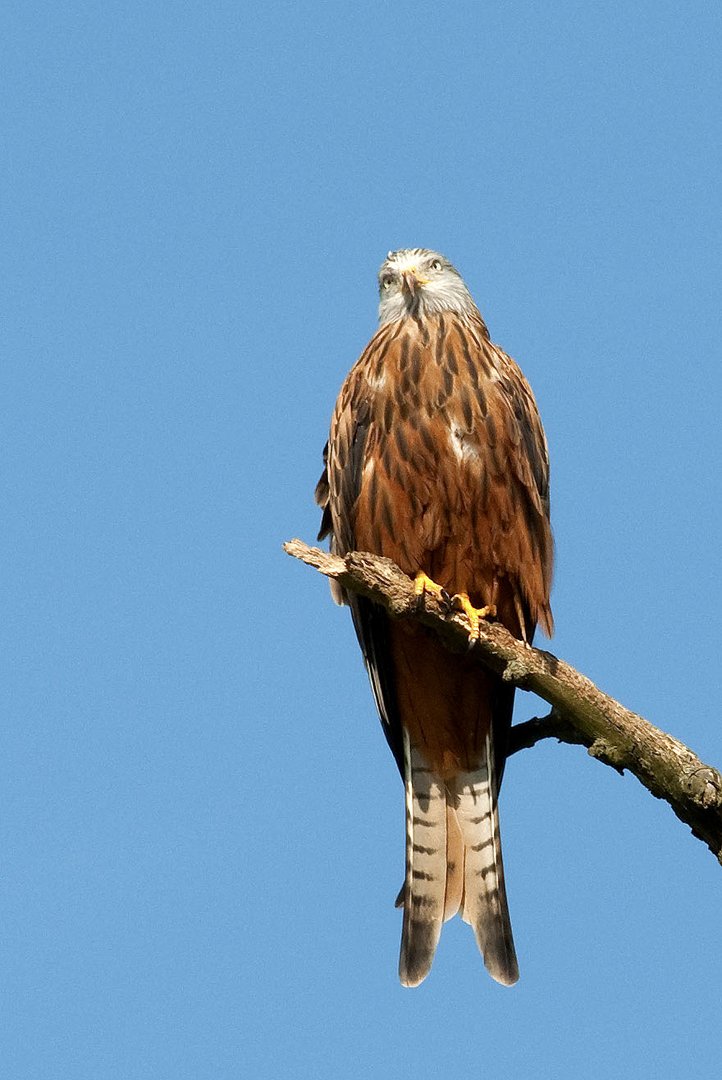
[450,593,497,642]
[413,572,451,612]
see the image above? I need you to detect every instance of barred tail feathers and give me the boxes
[453,732,519,986]
[399,729,518,987]
[398,731,448,987]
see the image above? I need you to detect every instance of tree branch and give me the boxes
[284,538,722,866]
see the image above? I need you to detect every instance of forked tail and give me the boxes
[398,729,518,987]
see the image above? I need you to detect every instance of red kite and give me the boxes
[316,248,553,986]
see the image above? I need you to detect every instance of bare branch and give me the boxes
[507,709,589,755]
[284,538,722,865]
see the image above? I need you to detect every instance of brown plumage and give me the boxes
[316,248,553,987]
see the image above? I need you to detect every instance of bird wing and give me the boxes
[315,326,406,771]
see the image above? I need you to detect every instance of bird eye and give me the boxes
[431,260,442,271]
[381,275,394,290]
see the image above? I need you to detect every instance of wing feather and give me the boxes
[317,333,406,770]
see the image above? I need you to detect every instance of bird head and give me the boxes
[377,248,476,324]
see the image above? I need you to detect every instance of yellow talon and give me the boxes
[451,593,497,641]
[413,572,448,604]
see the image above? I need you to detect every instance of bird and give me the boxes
[315,248,553,987]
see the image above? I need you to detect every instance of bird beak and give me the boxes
[400,268,429,296]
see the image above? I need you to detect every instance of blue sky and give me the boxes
[3,1,721,1077]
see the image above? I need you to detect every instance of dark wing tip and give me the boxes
[317,504,332,542]
[315,441,332,540]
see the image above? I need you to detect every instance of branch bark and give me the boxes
[284,538,722,866]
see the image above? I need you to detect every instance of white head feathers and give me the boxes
[377,248,477,324]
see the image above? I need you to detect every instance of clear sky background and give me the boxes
[3,2,721,1077]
